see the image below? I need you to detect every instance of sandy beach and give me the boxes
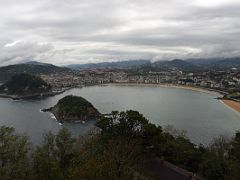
[159,84,222,96]
[222,100,240,113]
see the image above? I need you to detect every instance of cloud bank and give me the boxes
[0,0,240,65]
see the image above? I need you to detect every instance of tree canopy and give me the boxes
[0,111,240,179]
[51,95,100,122]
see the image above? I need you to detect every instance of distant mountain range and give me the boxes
[137,57,240,72]
[186,57,240,68]
[67,60,150,70]
[149,59,198,71]
[24,61,54,66]
[67,58,240,71]
[0,61,71,83]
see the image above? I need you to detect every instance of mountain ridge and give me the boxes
[67,60,150,70]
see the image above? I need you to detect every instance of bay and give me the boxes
[0,84,239,145]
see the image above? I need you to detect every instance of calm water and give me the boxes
[0,84,239,145]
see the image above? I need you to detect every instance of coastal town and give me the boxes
[40,67,240,100]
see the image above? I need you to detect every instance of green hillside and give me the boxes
[49,95,100,122]
[0,74,51,95]
[0,63,71,83]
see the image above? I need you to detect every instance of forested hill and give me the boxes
[0,62,72,83]
[46,95,100,123]
[135,58,240,72]
[0,74,52,95]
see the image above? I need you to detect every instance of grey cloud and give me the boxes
[0,42,53,66]
[0,0,240,65]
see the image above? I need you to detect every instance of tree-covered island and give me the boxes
[43,95,101,123]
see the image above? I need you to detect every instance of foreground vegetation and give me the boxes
[0,111,240,179]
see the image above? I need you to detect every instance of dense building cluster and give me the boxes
[41,67,240,100]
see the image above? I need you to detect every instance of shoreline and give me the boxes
[41,105,101,125]
[0,89,66,100]
[2,82,239,115]
[108,82,224,96]
[108,82,240,114]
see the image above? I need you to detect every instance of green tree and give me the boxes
[32,128,75,180]
[32,132,59,180]
[0,126,30,180]
[55,128,75,179]
[199,136,231,180]
[231,132,240,162]
[227,132,240,179]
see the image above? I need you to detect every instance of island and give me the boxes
[0,73,56,100]
[42,95,101,123]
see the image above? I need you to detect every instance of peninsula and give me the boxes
[0,73,55,100]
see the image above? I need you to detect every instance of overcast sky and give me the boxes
[0,0,240,66]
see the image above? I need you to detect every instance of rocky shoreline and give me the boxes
[42,95,101,124]
[42,107,101,124]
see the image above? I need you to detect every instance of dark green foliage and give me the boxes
[158,135,204,172]
[96,110,149,138]
[199,137,230,180]
[227,132,240,179]
[1,111,240,179]
[0,73,51,95]
[231,132,240,162]
[0,63,71,83]
[0,126,30,180]
[200,151,229,180]
[32,129,75,180]
[55,128,75,178]
[96,111,240,179]
[32,132,59,180]
[97,111,205,174]
[72,136,143,180]
[54,95,100,121]
[58,95,94,112]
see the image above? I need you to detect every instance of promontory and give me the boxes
[0,73,54,100]
[43,95,101,123]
